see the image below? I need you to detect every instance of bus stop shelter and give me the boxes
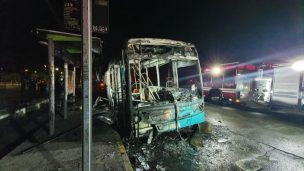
[36,28,102,135]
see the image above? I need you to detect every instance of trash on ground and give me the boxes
[105,152,115,159]
[198,122,213,134]
[217,138,228,143]
[156,164,166,171]
[190,136,204,147]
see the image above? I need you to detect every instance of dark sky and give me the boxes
[0,0,304,71]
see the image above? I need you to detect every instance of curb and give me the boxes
[0,109,10,120]
[117,142,134,171]
[14,99,49,117]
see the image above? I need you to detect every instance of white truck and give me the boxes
[269,62,304,112]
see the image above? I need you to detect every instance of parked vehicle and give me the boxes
[202,60,304,113]
[202,62,258,104]
[105,38,206,141]
[267,62,304,111]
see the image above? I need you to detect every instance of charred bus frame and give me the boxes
[106,38,206,140]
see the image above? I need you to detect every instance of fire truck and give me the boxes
[260,61,304,112]
[203,60,304,112]
[202,62,258,104]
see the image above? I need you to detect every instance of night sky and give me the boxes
[0,0,304,72]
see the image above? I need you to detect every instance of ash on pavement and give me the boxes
[125,124,304,171]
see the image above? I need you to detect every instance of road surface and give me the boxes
[127,103,304,171]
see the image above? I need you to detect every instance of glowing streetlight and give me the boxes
[211,66,222,75]
[24,69,29,72]
[55,67,59,71]
[292,60,304,71]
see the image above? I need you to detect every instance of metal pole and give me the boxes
[172,61,179,88]
[48,40,55,135]
[222,73,224,90]
[298,73,303,111]
[197,61,204,97]
[146,67,149,86]
[117,63,122,101]
[114,66,118,105]
[156,63,160,88]
[111,67,115,91]
[82,0,92,170]
[138,60,143,100]
[73,66,76,97]
[64,62,68,119]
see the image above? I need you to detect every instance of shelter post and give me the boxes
[48,40,55,135]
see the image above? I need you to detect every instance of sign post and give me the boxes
[82,0,92,170]
[65,0,109,33]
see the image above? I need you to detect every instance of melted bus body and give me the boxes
[105,38,206,138]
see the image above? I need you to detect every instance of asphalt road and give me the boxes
[206,103,304,159]
[127,103,304,171]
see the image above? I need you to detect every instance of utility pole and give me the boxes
[82,0,92,170]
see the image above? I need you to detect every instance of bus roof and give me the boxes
[126,38,199,68]
[127,38,195,47]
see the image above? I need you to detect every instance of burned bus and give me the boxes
[105,38,205,140]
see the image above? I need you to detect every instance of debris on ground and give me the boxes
[190,134,204,147]
[217,138,228,143]
[136,153,150,170]
[124,124,288,171]
[198,121,213,134]
[235,153,277,171]
[156,164,166,171]
[105,151,115,159]
[92,96,115,125]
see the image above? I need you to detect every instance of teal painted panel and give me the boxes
[156,112,205,132]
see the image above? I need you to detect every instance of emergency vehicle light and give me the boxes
[211,66,222,75]
[292,60,304,71]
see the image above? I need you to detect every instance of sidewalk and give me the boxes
[0,110,133,171]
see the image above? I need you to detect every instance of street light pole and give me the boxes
[82,0,92,170]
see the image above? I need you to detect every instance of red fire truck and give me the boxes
[202,62,258,104]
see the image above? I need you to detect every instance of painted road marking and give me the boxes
[275,110,288,114]
[222,107,235,110]
[250,112,264,116]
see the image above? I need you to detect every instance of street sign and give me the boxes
[64,0,109,33]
